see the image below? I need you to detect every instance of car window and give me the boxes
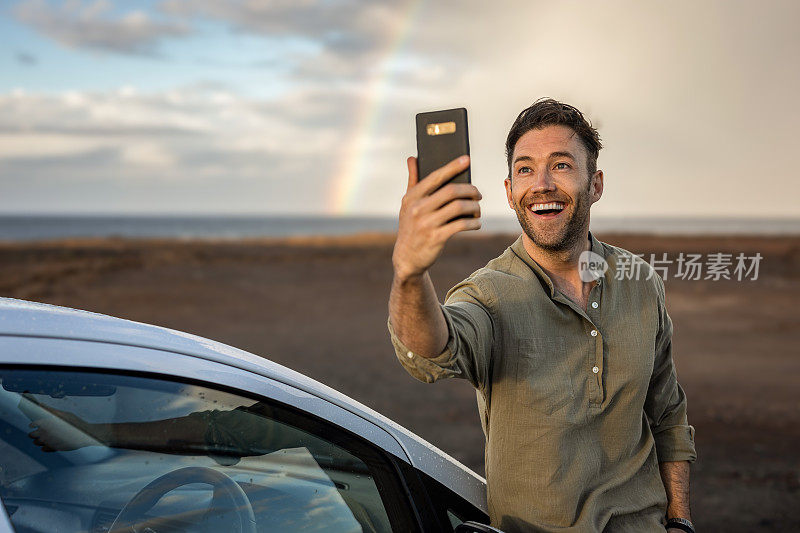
[0,367,417,533]
[394,458,488,532]
[418,467,489,531]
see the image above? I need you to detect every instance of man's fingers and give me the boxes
[424,183,482,212]
[411,155,470,198]
[428,199,481,227]
[423,155,470,192]
[406,181,481,227]
[406,156,418,191]
[438,215,482,239]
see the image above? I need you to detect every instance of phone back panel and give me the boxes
[415,108,470,184]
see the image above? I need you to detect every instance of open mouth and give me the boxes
[528,201,566,218]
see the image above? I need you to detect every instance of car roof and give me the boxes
[0,297,485,509]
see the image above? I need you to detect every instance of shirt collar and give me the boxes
[510,231,607,298]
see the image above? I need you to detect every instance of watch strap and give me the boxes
[665,517,695,533]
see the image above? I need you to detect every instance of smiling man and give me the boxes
[388,99,696,532]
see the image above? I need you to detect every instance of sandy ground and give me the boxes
[0,232,798,532]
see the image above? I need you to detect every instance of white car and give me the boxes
[0,298,502,532]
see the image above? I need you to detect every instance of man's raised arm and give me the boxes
[388,155,481,358]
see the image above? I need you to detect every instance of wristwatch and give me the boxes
[665,517,695,533]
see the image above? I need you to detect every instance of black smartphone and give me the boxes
[415,107,470,184]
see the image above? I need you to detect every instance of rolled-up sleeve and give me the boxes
[387,275,494,391]
[644,275,697,463]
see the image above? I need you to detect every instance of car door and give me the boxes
[0,336,439,532]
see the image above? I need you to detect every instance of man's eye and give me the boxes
[554,162,570,170]
[518,166,531,174]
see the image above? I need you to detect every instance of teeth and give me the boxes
[530,202,565,212]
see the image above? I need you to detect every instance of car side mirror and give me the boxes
[454,521,505,533]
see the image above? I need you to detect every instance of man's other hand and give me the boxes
[392,155,482,281]
[21,393,97,452]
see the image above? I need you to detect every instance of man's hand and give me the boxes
[392,155,482,281]
[21,393,99,451]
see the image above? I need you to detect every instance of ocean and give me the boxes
[0,215,798,242]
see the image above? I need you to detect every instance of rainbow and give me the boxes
[327,0,425,214]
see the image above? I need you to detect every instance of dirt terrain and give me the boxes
[1,232,797,532]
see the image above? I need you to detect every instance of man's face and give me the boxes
[504,125,603,252]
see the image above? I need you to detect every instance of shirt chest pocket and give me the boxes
[515,337,574,415]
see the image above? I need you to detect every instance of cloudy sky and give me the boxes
[1,0,799,218]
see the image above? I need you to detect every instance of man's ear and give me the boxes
[504,177,514,209]
[590,170,603,205]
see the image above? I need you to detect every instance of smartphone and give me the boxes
[415,107,470,184]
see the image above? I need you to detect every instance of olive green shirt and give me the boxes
[388,233,696,532]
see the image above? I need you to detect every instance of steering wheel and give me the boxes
[108,466,257,533]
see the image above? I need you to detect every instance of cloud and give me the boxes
[15,51,38,65]
[15,0,412,66]
[11,0,454,102]
[0,85,352,161]
[158,0,420,83]
[159,0,402,52]
[13,0,190,55]
[0,85,372,212]
[11,0,438,100]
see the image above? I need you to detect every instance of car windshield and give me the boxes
[0,368,395,532]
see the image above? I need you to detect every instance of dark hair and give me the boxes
[505,98,602,179]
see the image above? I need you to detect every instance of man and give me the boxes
[387,98,696,532]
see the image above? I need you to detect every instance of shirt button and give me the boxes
[592,366,599,374]
[591,302,599,309]
[590,329,598,337]
[406,350,414,358]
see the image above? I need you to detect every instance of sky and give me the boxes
[1,0,799,218]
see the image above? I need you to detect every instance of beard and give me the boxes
[513,186,591,252]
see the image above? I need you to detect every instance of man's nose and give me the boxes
[528,168,556,194]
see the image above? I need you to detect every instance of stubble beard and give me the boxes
[513,186,592,252]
